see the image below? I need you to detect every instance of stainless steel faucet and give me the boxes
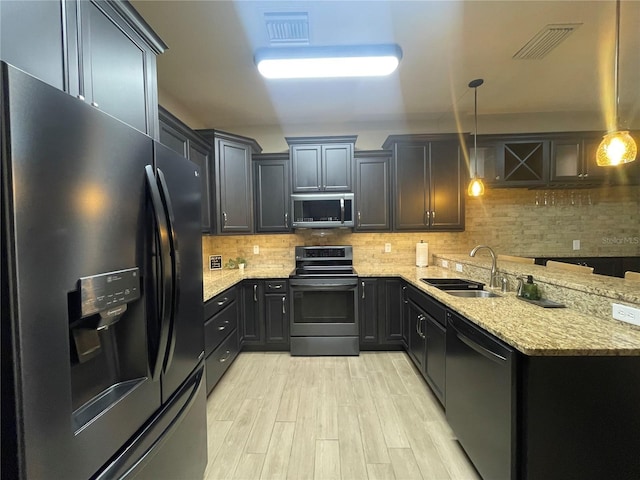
[470,245,499,288]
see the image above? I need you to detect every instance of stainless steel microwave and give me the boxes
[291,193,355,229]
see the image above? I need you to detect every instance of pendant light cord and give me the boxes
[474,86,478,175]
[614,0,620,128]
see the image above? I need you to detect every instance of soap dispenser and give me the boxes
[521,275,540,300]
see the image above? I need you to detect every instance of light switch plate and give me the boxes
[442,260,449,268]
[253,245,260,254]
[384,243,391,253]
[573,239,580,250]
[455,263,463,272]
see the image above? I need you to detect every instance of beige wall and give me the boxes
[202,185,640,270]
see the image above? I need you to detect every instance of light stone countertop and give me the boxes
[202,261,640,356]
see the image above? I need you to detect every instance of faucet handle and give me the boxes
[501,276,508,293]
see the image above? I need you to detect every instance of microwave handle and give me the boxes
[340,197,345,224]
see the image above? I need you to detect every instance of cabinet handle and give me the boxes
[416,314,422,336]
[357,211,362,227]
[340,197,345,224]
[362,281,365,299]
[223,211,228,227]
[253,284,258,302]
[216,297,229,307]
[217,320,229,331]
[284,212,289,228]
[495,175,500,180]
[282,296,286,314]
[268,284,282,289]
[402,286,408,304]
[77,94,85,101]
[431,211,435,222]
[219,350,232,363]
[583,173,588,178]
[91,101,99,108]
[425,211,430,225]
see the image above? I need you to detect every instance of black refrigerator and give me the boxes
[1,62,207,479]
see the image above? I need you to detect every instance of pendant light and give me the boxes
[467,78,485,197]
[596,0,637,166]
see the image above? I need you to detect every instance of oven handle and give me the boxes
[290,284,357,291]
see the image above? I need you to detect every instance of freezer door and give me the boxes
[1,63,161,479]
[154,142,205,402]
[95,363,207,480]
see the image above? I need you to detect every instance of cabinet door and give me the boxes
[355,155,391,231]
[401,284,409,348]
[429,141,464,230]
[322,143,352,191]
[188,141,214,234]
[241,282,263,345]
[216,138,253,233]
[264,294,289,347]
[159,119,188,157]
[291,145,322,192]
[382,279,403,344]
[254,157,290,232]
[79,1,151,135]
[425,314,446,404]
[407,300,425,370]
[498,139,549,186]
[359,279,379,345]
[394,144,428,230]
[0,0,69,92]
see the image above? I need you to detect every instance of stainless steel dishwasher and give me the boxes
[445,311,517,480]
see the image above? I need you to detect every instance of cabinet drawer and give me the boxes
[265,280,287,293]
[205,329,239,394]
[204,287,237,319]
[407,285,446,327]
[204,301,238,355]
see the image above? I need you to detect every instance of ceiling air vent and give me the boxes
[264,12,310,46]
[513,23,582,59]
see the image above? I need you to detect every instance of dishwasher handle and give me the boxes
[449,321,508,364]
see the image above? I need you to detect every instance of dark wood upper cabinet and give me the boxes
[384,134,466,232]
[287,136,356,192]
[199,130,262,235]
[158,107,214,233]
[253,153,291,233]
[0,0,165,138]
[354,151,391,231]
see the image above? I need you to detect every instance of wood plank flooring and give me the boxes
[204,352,480,480]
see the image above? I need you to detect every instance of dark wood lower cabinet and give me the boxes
[203,287,239,394]
[359,278,405,350]
[241,279,289,351]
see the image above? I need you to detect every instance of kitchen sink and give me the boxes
[420,278,485,290]
[446,290,501,298]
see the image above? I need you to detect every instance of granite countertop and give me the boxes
[202,262,640,357]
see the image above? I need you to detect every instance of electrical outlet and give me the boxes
[384,243,391,253]
[612,303,640,326]
[442,260,449,268]
[573,239,580,250]
[253,245,259,254]
[455,263,463,272]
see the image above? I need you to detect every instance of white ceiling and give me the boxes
[133,0,640,135]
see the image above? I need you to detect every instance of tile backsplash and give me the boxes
[203,185,639,269]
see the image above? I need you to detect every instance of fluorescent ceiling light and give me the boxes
[255,44,402,79]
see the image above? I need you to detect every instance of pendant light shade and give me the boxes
[467,78,485,197]
[597,0,637,166]
[467,178,485,197]
[596,131,637,166]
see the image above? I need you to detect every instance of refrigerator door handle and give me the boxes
[145,165,172,381]
[157,168,179,373]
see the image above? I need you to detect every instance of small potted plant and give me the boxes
[236,256,247,271]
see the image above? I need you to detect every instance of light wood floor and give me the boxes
[204,352,480,480]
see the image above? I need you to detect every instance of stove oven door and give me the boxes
[289,278,359,336]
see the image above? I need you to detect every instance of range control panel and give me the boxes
[79,267,140,318]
